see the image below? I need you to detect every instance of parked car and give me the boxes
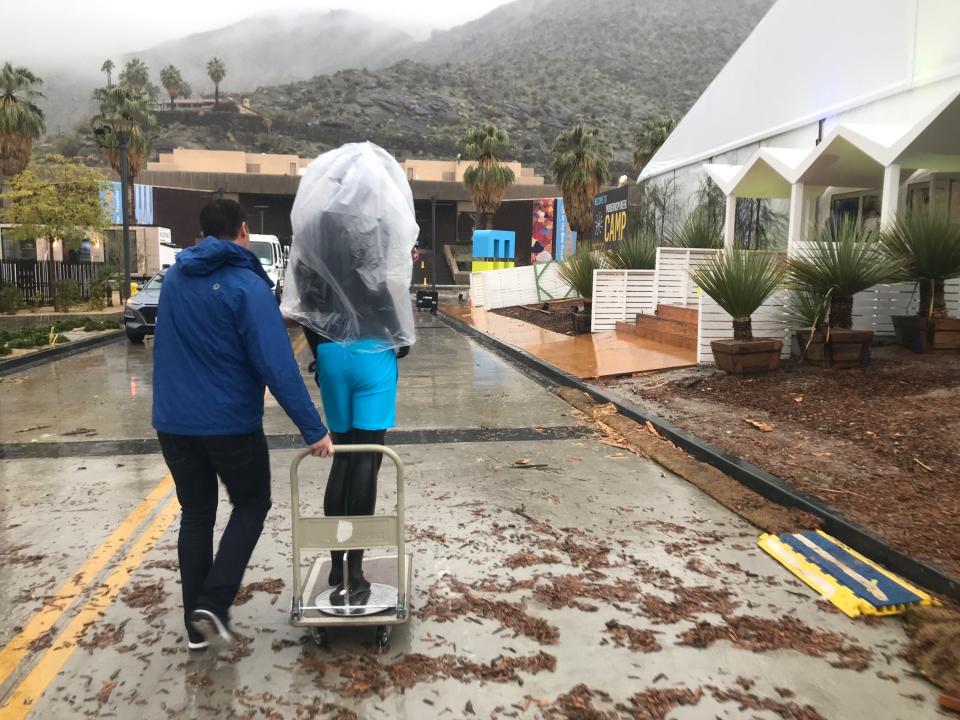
[123,270,165,343]
[249,234,287,300]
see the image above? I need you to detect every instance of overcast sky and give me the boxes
[3,0,507,67]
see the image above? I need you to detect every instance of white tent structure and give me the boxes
[639,0,960,252]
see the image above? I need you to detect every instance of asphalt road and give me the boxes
[0,314,938,719]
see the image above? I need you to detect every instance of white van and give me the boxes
[249,234,287,299]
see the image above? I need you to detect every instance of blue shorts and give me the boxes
[314,340,398,433]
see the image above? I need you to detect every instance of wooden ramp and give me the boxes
[442,305,695,380]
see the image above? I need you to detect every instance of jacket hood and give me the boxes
[176,236,274,286]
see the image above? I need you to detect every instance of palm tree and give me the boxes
[787,218,899,329]
[0,63,46,177]
[101,59,115,88]
[91,85,156,224]
[550,125,611,239]
[690,250,785,341]
[118,58,150,93]
[880,212,960,319]
[206,57,227,107]
[633,117,676,172]
[461,124,515,230]
[159,65,184,110]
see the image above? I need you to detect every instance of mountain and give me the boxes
[130,9,413,95]
[155,0,773,177]
[39,0,775,179]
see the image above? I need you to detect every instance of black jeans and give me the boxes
[157,430,272,624]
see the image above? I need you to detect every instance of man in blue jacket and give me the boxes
[153,199,333,650]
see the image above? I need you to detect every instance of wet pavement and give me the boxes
[0,313,939,719]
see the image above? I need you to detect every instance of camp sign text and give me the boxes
[593,186,629,243]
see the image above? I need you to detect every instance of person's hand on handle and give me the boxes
[309,435,335,458]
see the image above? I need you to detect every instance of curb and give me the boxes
[439,309,960,603]
[0,330,125,377]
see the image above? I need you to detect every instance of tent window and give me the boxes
[949,180,960,223]
[907,184,930,214]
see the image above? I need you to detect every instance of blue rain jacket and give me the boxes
[152,236,327,443]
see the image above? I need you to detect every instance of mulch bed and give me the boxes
[604,349,960,579]
[491,300,584,335]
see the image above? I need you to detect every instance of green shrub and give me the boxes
[604,228,657,270]
[89,269,115,310]
[557,244,604,303]
[667,210,723,249]
[0,284,22,315]
[55,279,81,312]
[689,249,785,340]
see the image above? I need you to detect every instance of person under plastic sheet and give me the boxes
[281,142,418,603]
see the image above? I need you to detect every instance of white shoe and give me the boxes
[190,608,235,645]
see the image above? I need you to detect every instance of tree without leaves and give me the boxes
[633,116,676,172]
[550,125,611,238]
[0,62,46,177]
[461,123,515,230]
[119,58,150,94]
[100,59,115,88]
[206,57,227,106]
[160,65,185,110]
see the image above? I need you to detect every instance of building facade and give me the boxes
[640,0,960,250]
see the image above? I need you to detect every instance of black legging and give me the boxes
[325,428,385,588]
[324,429,385,517]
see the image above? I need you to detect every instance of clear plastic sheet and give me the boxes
[281,142,418,349]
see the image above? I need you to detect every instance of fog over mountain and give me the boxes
[27,0,774,178]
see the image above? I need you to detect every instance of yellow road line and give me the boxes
[292,333,307,359]
[0,475,174,690]
[0,495,181,719]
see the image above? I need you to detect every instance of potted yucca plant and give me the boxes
[604,227,657,270]
[783,289,830,362]
[787,218,898,368]
[557,244,603,334]
[880,212,960,352]
[689,249,785,373]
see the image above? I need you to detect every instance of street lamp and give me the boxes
[94,122,134,301]
[254,205,270,234]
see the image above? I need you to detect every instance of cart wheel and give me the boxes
[375,625,391,652]
[311,627,329,648]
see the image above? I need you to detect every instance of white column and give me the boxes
[787,182,805,257]
[723,194,737,251]
[880,163,901,229]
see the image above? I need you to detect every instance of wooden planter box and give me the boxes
[797,329,873,368]
[571,311,592,335]
[795,329,828,365]
[893,315,960,353]
[710,339,782,374]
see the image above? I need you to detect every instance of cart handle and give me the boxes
[289,444,407,617]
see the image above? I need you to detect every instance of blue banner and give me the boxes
[555,197,577,259]
[100,182,154,225]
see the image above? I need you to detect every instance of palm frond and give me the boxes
[557,245,604,300]
[604,227,657,270]
[783,289,830,331]
[787,217,898,297]
[667,210,723,249]
[879,211,960,282]
[689,249,784,321]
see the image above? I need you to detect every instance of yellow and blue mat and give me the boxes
[759,530,938,618]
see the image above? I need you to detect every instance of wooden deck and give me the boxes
[441,305,696,379]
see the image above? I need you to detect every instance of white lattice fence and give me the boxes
[590,270,656,332]
[468,262,573,310]
[697,291,790,364]
[653,248,720,308]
